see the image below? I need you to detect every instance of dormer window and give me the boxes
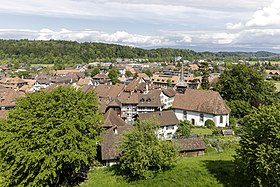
[200,114,204,122]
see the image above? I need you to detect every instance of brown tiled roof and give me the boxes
[81,85,94,92]
[138,93,162,107]
[103,109,125,128]
[95,84,125,98]
[174,138,207,152]
[108,98,122,107]
[117,92,139,104]
[172,89,230,115]
[93,73,108,79]
[77,78,92,86]
[124,79,139,92]
[101,125,132,161]
[0,88,25,107]
[56,69,79,75]
[138,73,150,81]
[138,110,179,127]
[162,88,176,97]
[0,77,27,84]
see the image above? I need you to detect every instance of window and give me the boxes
[166,125,174,130]
[220,115,223,123]
[183,111,187,119]
[200,114,204,122]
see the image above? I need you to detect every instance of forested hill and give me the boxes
[0,39,279,65]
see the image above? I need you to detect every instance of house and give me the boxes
[173,89,230,127]
[100,125,132,166]
[174,138,207,156]
[0,77,28,90]
[92,73,110,85]
[151,74,179,88]
[76,77,94,87]
[108,92,163,124]
[149,88,176,109]
[137,110,179,140]
[55,69,80,77]
[265,70,280,79]
[0,88,25,110]
[103,109,125,129]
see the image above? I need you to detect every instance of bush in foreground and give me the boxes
[235,104,280,187]
[119,119,177,180]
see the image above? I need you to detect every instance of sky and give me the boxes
[0,0,280,52]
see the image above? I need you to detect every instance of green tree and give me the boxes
[216,63,277,107]
[235,104,280,187]
[91,67,100,77]
[108,68,120,84]
[226,100,252,119]
[0,86,103,187]
[119,119,177,180]
[201,70,210,90]
[175,120,192,138]
[143,69,153,77]
[125,70,133,77]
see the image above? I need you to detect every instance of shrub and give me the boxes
[205,119,215,129]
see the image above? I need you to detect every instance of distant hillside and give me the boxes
[216,51,279,58]
[0,39,279,66]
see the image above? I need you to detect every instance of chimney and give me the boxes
[113,127,118,135]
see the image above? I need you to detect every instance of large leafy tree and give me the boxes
[119,119,177,180]
[108,68,120,85]
[175,120,192,138]
[0,86,103,187]
[216,63,277,107]
[235,104,280,186]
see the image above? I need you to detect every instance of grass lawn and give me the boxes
[81,150,238,187]
[191,127,213,136]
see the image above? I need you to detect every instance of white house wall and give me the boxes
[174,109,229,127]
[160,92,174,109]
[157,125,178,140]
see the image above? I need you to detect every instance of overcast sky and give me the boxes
[0,0,279,52]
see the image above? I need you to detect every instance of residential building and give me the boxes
[137,110,179,140]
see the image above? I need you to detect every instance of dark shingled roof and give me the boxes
[174,138,207,152]
[172,89,230,115]
[138,110,179,127]
[101,125,132,161]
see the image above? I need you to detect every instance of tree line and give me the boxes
[0,39,280,66]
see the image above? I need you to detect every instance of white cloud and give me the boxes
[246,0,280,27]
[226,22,243,30]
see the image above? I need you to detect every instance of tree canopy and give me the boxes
[108,68,120,85]
[235,104,280,186]
[0,86,103,186]
[119,119,177,180]
[175,120,192,138]
[216,63,277,107]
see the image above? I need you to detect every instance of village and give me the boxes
[0,58,279,169]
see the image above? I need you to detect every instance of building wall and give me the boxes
[157,125,178,140]
[160,92,174,109]
[174,109,229,127]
